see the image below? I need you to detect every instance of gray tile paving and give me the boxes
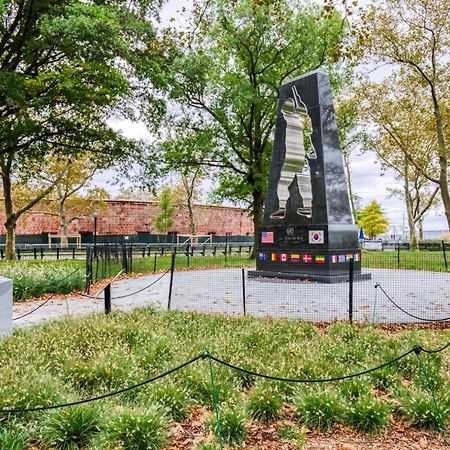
[12,268,450,327]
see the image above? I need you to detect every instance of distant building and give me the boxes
[0,200,254,245]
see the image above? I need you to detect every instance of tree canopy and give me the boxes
[356,0,450,231]
[0,0,164,258]
[156,0,351,234]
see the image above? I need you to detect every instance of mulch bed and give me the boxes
[166,407,449,449]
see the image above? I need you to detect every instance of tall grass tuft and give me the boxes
[40,405,101,449]
[345,397,391,433]
[247,384,282,423]
[95,407,168,450]
[208,404,247,447]
[296,389,344,430]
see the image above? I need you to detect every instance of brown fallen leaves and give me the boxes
[165,407,449,450]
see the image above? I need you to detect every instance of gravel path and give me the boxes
[12,268,450,327]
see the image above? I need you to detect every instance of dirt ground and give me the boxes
[166,407,449,450]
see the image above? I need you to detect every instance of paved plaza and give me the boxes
[13,268,450,327]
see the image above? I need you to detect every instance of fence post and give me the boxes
[153,253,157,273]
[40,248,44,259]
[56,247,60,260]
[72,247,75,260]
[186,243,190,268]
[85,246,91,293]
[242,268,246,316]
[167,250,176,310]
[104,283,111,314]
[17,248,21,260]
[442,240,448,270]
[348,257,354,325]
[397,244,400,268]
[0,249,4,259]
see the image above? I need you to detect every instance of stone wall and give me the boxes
[0,200,254,237]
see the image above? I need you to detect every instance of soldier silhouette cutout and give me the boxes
[270,85,317,220]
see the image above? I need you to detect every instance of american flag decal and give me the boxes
[261,231,274,244]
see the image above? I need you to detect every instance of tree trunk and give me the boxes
[417,217,424,241]
[252,187,264,237]
[57,187,69,247]
[2,167,16,260]
[432,94,450,231]
[187,199,196,236]
[343,151,357,223]
[403,158,418,249]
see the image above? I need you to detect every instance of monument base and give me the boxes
[248,269,371,284]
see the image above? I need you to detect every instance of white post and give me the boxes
[0,276,13,337]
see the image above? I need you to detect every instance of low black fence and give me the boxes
[81,243,450,324]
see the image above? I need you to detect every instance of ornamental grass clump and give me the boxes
[40,405,102,449]
[95,407,168,450]
[345,397,392,433]
[0,427,28,450]
[208,404,247,447]
[398,391,448,430]
[145,382,192,422]
[247,384,283,423]
[295,389,344,430]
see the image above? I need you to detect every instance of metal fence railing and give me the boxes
[81,242,450,324]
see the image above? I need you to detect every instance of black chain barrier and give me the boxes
[376,283,450,322]
[0,354,205,414]
[111,269,170,300]
[12,268,81,321]
[0,342,448,415]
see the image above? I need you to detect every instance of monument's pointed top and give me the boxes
[282,69,328,86]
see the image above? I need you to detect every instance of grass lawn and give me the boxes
[361,249,449,272]
[0,309,449,448]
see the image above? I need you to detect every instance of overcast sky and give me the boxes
[95,0,448,234]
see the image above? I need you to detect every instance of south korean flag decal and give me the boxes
[309,230,324,244]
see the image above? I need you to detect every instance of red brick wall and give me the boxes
[1,200,254,236]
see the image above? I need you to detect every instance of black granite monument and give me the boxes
[249,70,370,283]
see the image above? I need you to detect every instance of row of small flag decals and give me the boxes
[258,253,360,263]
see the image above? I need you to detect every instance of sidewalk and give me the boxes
[13,271,170,327]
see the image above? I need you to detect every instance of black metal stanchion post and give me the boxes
[186,243,190,268]
[85,246,91,293]
[349,257,354,325]
[167,251,176,310]
[242,268,246,316]
[442,240,448,270]
[104,283,111,315]
[153,253,157,273]
[397,244,400,268]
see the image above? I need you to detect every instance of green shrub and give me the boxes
[345,397,391,433]
[247,385,282,423]
[209,404,247,447]
[296,389,344,430]
[41,406,101,449]
[0,427,28,450]
[96,407,168,450]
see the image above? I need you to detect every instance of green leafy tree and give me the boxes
[154,186,175,237]
[158,0,350,234]
[357,77,440,248]
[358,200,389,239]
[356,0,450,231]
[0,0,163,259]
